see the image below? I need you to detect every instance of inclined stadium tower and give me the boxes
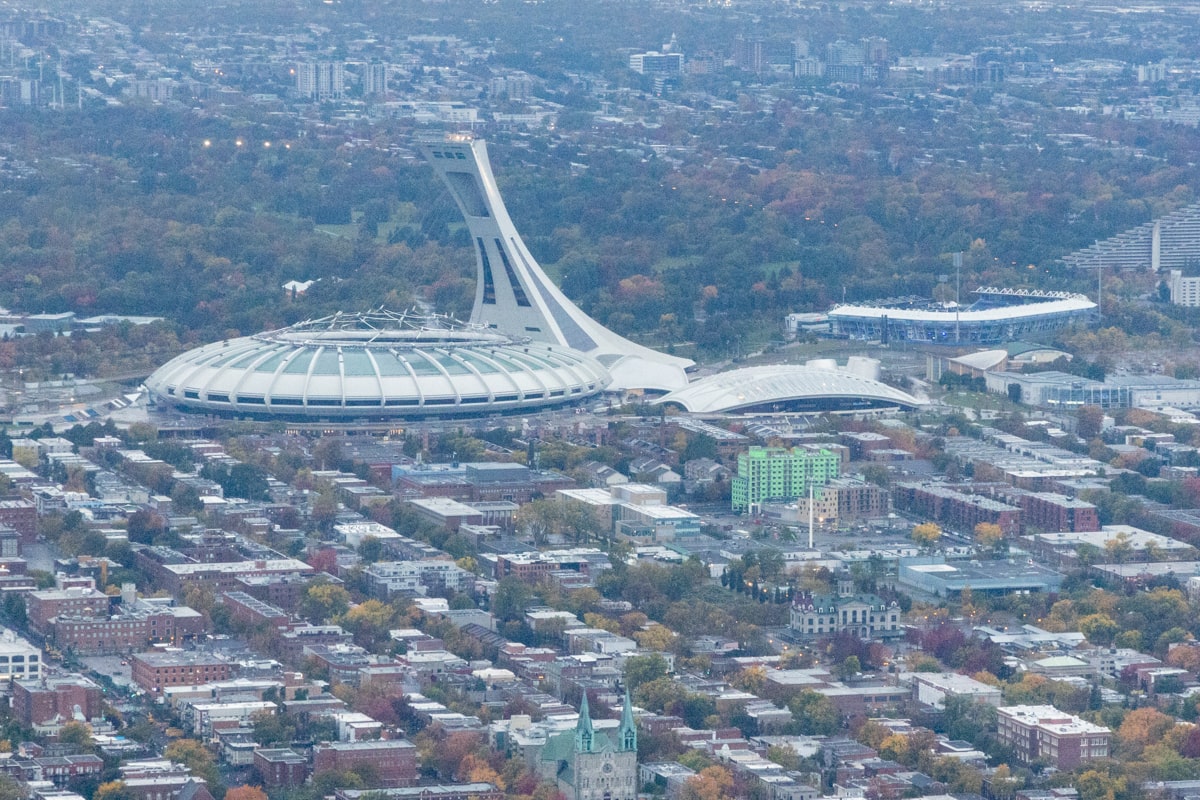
[418,135,694,393]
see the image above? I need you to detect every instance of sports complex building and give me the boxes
[655,361,921,415]
[144,311,610,421]
[828,288,1096,345]
[145,135,924,422]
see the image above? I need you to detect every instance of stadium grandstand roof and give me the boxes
[653,364,921,414]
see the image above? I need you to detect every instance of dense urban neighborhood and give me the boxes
[5,1,1200,800]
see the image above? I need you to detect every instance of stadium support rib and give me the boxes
[419,135,693,392]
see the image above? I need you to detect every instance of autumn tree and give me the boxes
[679,765,734,800]
[856,719,891,749]
[340,599,399,652]
[1077,405,1106,440]
[634,623,676,652]
[58,720,94,750]
[301,582,351,622]
[879,733,910,764]
[1079,614,1119,647]
[95,781,131,800]
[730,665,768,695]
[973,522,1005,551]
[911,522,942,549]
[224,788,268,800]
[1166,644,1200,673]
[1117,707,1177,758]
[1077,768,1130,800]
[989,764,1023,799]
[787,690,840,736]
[164,739,221,793]
[419,730,484,779]
[625,653,669,693]
[457,753,504,788]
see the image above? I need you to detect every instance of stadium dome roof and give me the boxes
[145,310,611,420]
[653,364,921,414]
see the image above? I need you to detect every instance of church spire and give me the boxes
[619,687,637,753]
[575,691,595,753]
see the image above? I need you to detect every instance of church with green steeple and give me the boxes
[538,690,639,800]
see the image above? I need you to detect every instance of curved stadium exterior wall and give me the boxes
[145,311,611,420]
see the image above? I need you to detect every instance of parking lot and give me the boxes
[81,655,135,690]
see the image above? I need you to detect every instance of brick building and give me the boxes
[12,676,103,733]
[234,573,314,612]
[995,705,1111,770]
[138,555,316,598]
[13,753,104,785]
[221,591,290,629]
[491,549,611,581]
[1020,492,1100,533]
[990,489,1100,533]
[312,740,418,787]
[277,625,354,663]
[25,588,110,635]
[826,478,889,520]
[334,785,504,800]
[892,482,1022,536]
[0,499,37,543]
[254,748,310,788]
[43,603,208,656]
[130,651,235,694]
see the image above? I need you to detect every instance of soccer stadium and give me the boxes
[828,287,1096,345]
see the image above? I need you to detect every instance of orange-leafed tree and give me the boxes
[225,787,268,800]
[679,765,734,800]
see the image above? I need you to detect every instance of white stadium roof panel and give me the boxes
[654,365,921,414]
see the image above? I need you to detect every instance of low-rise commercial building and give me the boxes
[0,629,41,683]
[899,557,1064,598]
[490,549,611,582]
[911,672,1002,709]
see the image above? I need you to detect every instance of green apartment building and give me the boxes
[732,446,840,513]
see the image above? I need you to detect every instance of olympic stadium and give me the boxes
[145,135,929,422]
[145,136,681,422]
[144,311,610,420]
[828,287,1096,345]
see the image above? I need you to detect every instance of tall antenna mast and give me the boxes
[808,480,815,550]
[953,251,962,344]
